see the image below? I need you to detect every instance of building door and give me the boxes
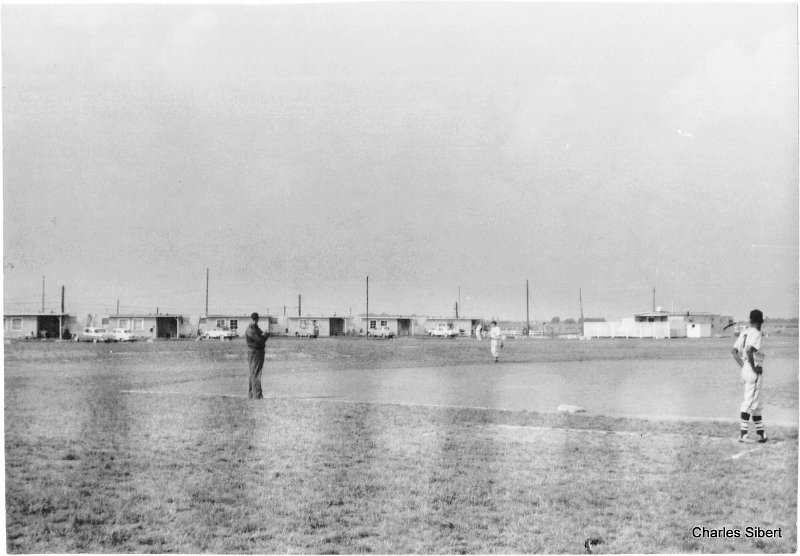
[156,317,179,339]
[37,316,60,339]
[330,318,344,336]
[398,319,411,336]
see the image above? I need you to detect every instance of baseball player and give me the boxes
[732,309,767,443]
[489,320,502,362]
[474,322,483,341]
[245,312,270,399]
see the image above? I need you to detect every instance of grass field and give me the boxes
[4,336,798,553]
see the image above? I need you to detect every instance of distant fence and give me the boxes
[583,321,671,339]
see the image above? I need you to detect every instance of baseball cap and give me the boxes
[749,309,764,324]
[251,312,259,320]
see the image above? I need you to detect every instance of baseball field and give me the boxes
[4,336,798,553]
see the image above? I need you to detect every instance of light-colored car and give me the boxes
[110,328,137,342]
[369,326,395,339]
[203,326,237,340]
[77,327,115,343]
[295,321,319,338]
[428,325,459,338]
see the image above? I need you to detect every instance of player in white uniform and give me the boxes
[474,322,482,341]
[489,321,502,362]
[732,309,767,443]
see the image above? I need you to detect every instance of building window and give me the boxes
[11,318,22,331]
[118,319,130,329]
[369,320,376,329]
[216,319,225,328]
[230,320,238,332]
[133,319,144,331]
[380,320,388,327]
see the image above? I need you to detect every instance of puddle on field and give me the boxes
[151,358,798,426]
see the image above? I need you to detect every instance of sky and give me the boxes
[2,3,798,322]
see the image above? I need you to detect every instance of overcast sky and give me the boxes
[3,3,798,322]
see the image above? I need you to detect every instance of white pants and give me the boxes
[491,338,500,358]
[740,363,763,415]
[475,329,482,341]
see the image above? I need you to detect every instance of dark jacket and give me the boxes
[245,323,268,351]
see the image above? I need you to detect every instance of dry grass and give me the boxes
[4,337,798,553]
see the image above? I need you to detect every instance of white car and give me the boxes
[110,328,137,342]
[295,322,319,338]
[203,326,237,340]
[369,326,395,339]
[77,327,115,343]
[428,326,459,338]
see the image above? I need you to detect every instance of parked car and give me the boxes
[203,326,237,340]
[110,328,137,342]
[428,325,459,338]
[295,321,319,338]
[369,326,395,339]
[76,327,115,343]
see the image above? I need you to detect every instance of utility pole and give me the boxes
[41,275,45,312]
[579,288,584,320]
[652,287,656,311]
[526,280,532,335]
[455,301,459,318]
[116,299,119,315]
[205,268,209,316]
[59,285,65,341]
[366,276,369,334]
[298,295,301,316]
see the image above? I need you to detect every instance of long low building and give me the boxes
[106,313,187,339]
[583,311,735,339]
[3,313,76,339]
[355,315,482,337]
[199,314,281,337]
[357,315,417,336]
[285,316,354,337]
